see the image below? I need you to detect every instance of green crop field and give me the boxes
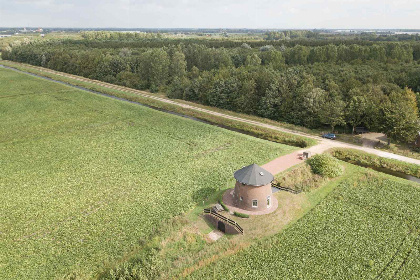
[0,67,294,279]
[187,169,420,279]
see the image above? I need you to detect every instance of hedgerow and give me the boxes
[233,212,249,218]
[330,148,420,178]
[219,200,229,211]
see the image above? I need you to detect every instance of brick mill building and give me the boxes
[233,164,274,211]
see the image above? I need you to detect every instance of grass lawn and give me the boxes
[0,67,295,279]
[185,165,420,279]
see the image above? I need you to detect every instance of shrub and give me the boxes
[219,200,229,211]
[234,211,250,218]
[308,154,344,178]
[149,83,158,93]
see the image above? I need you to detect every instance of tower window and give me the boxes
[252,200,258,207]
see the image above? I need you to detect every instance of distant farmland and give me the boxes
[0,68,293,279]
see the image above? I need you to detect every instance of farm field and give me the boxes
[0,67,294,279]
[186,167,420,279]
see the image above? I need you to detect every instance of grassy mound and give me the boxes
[274,163,326,192]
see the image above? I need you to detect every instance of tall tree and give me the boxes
[381,88,420,143]
[301,88,327,128]
[138,48,170,90]
[346,95,368,134]
[245,54,261,67]
[319,95,346,132]
[170,51,187,81]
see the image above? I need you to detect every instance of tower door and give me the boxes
[218,221,225,233]
[267,196,271,208]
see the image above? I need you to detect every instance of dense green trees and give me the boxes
[381,88,419,143]
[138,48,170,90]
[3,36,420,143]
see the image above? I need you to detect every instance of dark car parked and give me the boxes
[322,133,336,140]
[355,127,369,134]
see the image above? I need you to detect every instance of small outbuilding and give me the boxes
[302,151,312,159]
[233,164,274,212]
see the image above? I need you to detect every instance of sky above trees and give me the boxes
[0,0,419,29]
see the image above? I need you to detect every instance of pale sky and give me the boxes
[0,0,419,29]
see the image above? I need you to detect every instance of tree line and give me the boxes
[2,37,420,143]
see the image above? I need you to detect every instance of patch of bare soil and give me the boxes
[207,230,224,241]
[361,132,387,148]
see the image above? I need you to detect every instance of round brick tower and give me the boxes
[233,164,274,212]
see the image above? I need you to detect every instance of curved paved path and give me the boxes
[2,61,420,170]
[263,139,420,175]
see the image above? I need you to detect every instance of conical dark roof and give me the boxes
[234,164,274,186]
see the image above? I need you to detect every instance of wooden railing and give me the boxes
[203,208,244,234]
[273,186,302,194]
